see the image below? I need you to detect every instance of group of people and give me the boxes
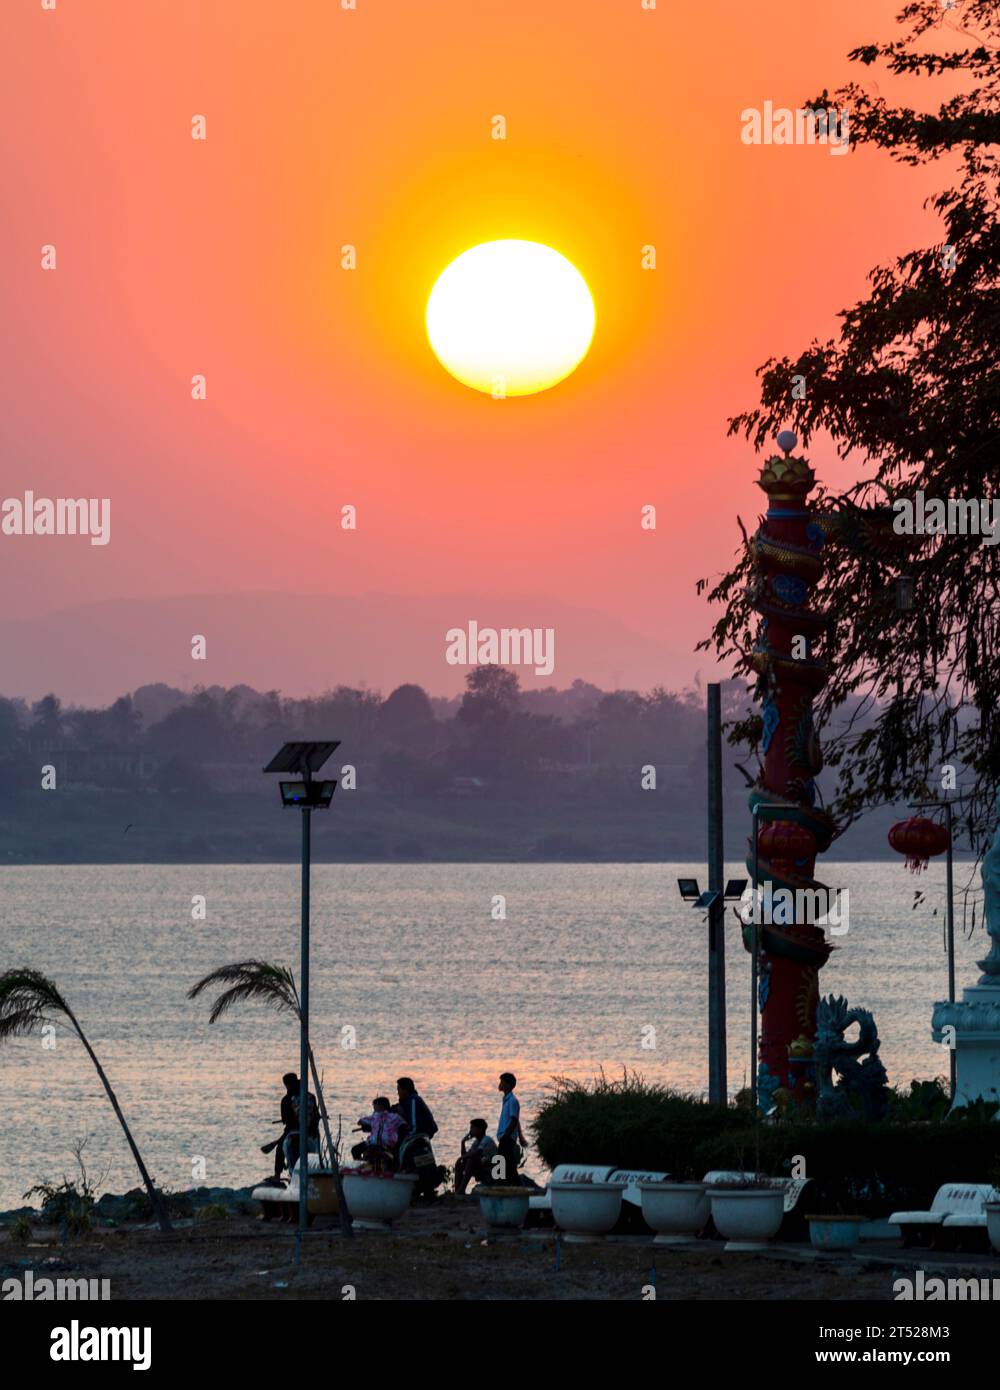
[266,1069,529,1194]
[453,1073,527,1193]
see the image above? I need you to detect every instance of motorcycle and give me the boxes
[351,1125,447,1197]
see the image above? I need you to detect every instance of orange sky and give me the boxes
[0,0,957,696]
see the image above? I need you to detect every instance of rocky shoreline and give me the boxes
[0,1185,255,1225]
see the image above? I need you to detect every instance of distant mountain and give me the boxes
[0,591,699,706]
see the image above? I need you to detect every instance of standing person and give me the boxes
[497,1072,527,1185]
[284,1078,320,1176]
[392,1076,438,1138]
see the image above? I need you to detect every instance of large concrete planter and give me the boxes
[340,1169,418,1230]
[986,1202,1000,1254]
[807,1215,866,1253]
[549,1181,622,1243]
[638,1182,709,1244]
[475,1186,530,1230]
[708,1188,784,1251]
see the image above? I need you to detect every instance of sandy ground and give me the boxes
[0,1194,936,1301]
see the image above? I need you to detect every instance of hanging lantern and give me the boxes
[888,816,950,873]
[759,820,817,864]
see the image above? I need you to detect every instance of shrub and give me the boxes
[532,1071,743,1179]
[23,1180,94,1237]
[532,1072,1000,1216]
[694,1119,1000,1218]
[9,1214,32,1245]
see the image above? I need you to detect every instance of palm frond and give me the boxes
[187,959,298,1024]
[0,968,70,1042]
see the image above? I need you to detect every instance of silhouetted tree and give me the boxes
[703,0,1000,848]
[457,665,520,728]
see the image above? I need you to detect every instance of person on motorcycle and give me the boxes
[352,1096,406,1166]
[393,1077,444,1198]
[392,1076,438,1139]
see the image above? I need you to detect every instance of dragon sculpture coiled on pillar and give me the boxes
[745,448,839,1109]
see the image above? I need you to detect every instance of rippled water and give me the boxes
[0,861,984,1209]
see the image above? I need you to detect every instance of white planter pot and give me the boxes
[340,1169,418,1229]
[475,1187,530,1230]
[986,1202,1000,1255]
[549,1181,622,1243]
[708,1188,784,1251]
[638,1182,709,1244]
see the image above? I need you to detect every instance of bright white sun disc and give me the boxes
[426,239,595,397]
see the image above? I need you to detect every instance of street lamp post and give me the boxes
[676,871,747,1102]
[910,796,962,1100]
[264,741,340,1263]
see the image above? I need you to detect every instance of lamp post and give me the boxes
[264,740,340,1263]
[910,796,962,1100]
[676,873,747,1101]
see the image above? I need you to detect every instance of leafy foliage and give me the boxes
[0,968,70,1041]
[531,1071,745,1180]
[534,1071,1000,1214]
[23,1179,96,1238]
[187,960,299,1024]
[701,0,1000,853]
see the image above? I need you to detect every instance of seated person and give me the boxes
[454,1118,498,1195]
[351,1096,408,1166]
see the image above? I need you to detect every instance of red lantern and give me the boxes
[888,816,950,873]
[758,820,817,864]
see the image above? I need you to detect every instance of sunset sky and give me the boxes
[1,0,956,700]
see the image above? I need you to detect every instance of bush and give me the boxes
[694,1119,1000,1218]
[532,1072,1000,1217]
[9,1214,32,1245]
[23,1181,94,1237]
[532,1071,744,1179]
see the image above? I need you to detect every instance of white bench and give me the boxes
[609,1168,670,1208]
[251,1155,339,1224]
[703,1170,812,1215]
[889,1184,998,1247]
[528,1164,616,1213]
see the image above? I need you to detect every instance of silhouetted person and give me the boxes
[496,1072,526,1184]
[392,1076,437,1138]
[455,1118,498,1195]
[263,1072,300,1181]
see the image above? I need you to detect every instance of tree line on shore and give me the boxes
[0,670,752,797]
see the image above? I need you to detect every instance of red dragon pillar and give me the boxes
[744,440,838,1110]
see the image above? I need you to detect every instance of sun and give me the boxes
[425,239,595,397]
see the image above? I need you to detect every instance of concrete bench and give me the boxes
[609,1168,670,1208]
[251,1155,339,1224]
[703,1171,812,1216]
[889,1184,998,1248]
[528,1164,616,1213]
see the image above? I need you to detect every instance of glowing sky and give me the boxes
[0,0,952,696]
